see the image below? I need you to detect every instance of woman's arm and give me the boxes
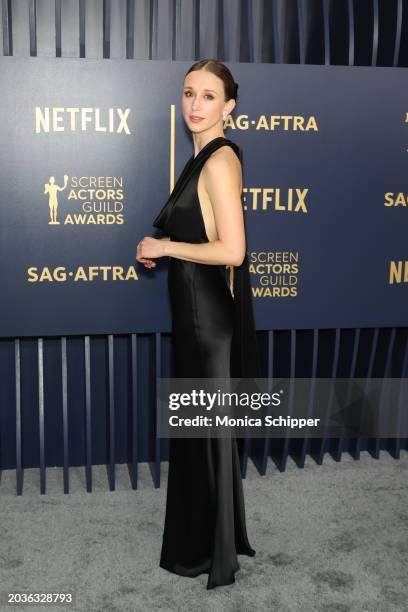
[162,234,244,266]
[138,150,246,267]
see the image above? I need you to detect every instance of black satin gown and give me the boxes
[152,136,261,589]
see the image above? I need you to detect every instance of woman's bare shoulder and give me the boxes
[210,142,240,162]
[203,143,242,178]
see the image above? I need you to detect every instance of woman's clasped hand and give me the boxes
[135,236,168,268]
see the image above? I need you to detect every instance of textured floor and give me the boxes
[0,450,407,612]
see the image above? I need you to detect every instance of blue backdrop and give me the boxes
[0,57,406,337]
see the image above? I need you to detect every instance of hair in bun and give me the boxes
[185,59,239,103]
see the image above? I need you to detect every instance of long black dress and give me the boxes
[152,135,261,589]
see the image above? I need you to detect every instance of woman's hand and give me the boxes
[135,236,168,268]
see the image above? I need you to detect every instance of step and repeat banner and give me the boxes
[0,57,406,337]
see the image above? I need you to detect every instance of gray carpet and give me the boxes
[0,451,407,612]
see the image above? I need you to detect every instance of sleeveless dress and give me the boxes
[152,135,261,589]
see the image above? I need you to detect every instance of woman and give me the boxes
[136,59,260,589]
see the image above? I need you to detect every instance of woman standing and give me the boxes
[136,59,260,589]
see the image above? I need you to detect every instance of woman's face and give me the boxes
[181,69,233,134]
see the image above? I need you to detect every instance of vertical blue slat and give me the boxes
[315,328,341,465]
[297,0,305,64]
[393,0,403,66]
[331,328,361,461]
[84,0,104,58]
[371,328,396,459]
[259,330,275,475]
[128,333,138,489]
[385,329,399,458]
[148,0,154,60]
[240,423,251,478]
[84,336,92,491]
[61,337,69,494]
[241,332,254,474]
[272,0,281,64]
[109,0,127,58]
[131,0,151,60]
[103,0,110,58]
[174,0,195,61]
[270,331,293,473]
[55,0,61,56]
[38,338,46,494]
[282,330,296,470]
[350,328,379,460]
[153,332,161,488]
[246,0,254,63]
[126,0,133,59]
[2,0,13,55]
[15,339,23,495]
[248,0,265,63]
[29,0,36,55]
[371,0,379,66]
[223,0,241,62]
[151,0,158,59]
[108,334,115,490]
[250,333,269,475]
[198,0,218,59]
[348,0,354,66]
[298,329,319,467]
[395,333,408,459]
[35,0,56,57]
[250,331,272,476]
[10,0,30,56]
[0,0,2,52]
[322,0,330,65]
[60,0,80,58]
[79,0,85,57]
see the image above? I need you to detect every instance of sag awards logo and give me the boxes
[31,173,133,282]
[43,175,125,225]
[28,175,132,282]
[249,251,299,298]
